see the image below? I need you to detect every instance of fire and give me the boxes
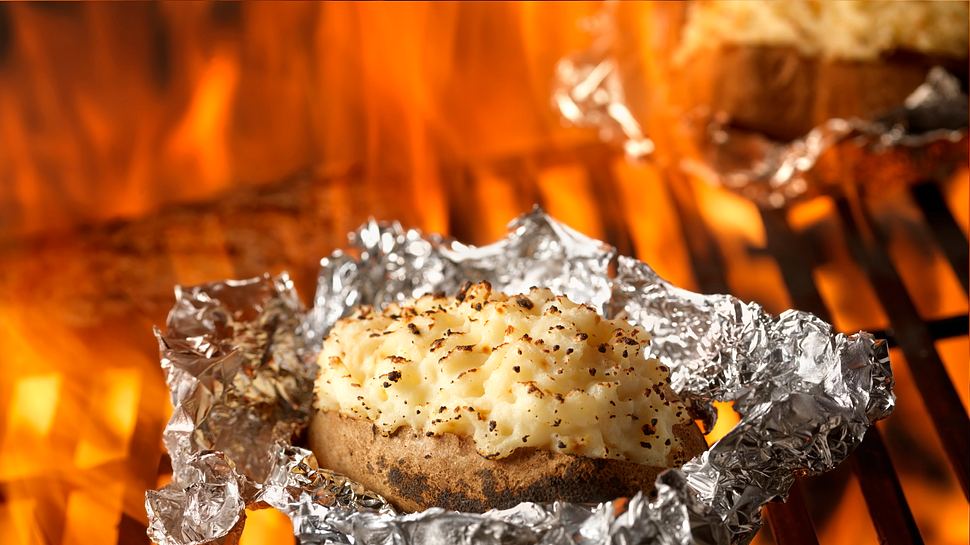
[4,375,61,443]
[239,509,294,545]
[473,169,524,243]
[704,401,741,446]
[537,164,607,241]
[165,51,238,199]
[882,348,968,545]
[0,3,964,545]
[613,161,699,290]
[816,474,879,545]
[943,167,969,232]
[689,179,794,313]
[73,368,141,470]
[787,198,890,333]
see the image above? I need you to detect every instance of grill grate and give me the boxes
[835,194,969,499]
[0,145,965,545]
[446,146,968,545]
[758,203,925,545]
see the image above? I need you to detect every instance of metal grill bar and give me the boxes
[759,206,925,545]
[118,514,151,545]
[909,181,969,293]
[662,172,731,294]
[852,430,926,545]
[661,175,820,545]
[763,483,822,545]
[443,163,481,245]
[585,151,636,259]
[835,196,970,498]
[874,314,969,347]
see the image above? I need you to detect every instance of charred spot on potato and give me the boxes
[455,281,472,302]
[387,465,431,501]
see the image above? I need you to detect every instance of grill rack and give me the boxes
[26,145,962,545]
[444,146,968,545]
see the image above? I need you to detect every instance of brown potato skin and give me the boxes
[677,45,966,141]
[309,411,708,513]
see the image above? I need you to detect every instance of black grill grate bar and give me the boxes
[872,314,970,348]
[835,196,970,498]
[660,175,821,545]
[853,429,926,545]
[759,206,925,545]
[764,482,822,545]
[584,152,637,259]
[909,181,969,293]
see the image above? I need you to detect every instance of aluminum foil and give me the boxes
[146,209,893,545]
[147,274,316,545]
[553,10,969,208]
[553,38,655,159]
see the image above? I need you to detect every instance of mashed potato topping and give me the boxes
[677,0,969,62]
[315,282,698,466]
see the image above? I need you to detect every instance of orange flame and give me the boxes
[0,4,964,545]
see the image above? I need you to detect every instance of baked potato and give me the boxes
[617,0,969,141]
[310,282,707,512]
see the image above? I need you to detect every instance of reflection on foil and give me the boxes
[146,451,247,545]
[147,210,893,545]
[553,10,654,159]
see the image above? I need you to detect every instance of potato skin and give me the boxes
[309,411,708,513]
[678,45,966,141]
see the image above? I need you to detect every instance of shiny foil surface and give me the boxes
[146,210,893,545]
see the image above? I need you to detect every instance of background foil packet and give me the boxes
[683,67,969,208]
[553,7,969,208]
[146,209,893,545]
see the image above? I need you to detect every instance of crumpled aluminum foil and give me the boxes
[146,209,893,545]
[553,38,655,159]
[147,275,315,545]
[553,10,969,208]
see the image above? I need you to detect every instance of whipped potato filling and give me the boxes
[677,0,969,61]
[315,282,698,467]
